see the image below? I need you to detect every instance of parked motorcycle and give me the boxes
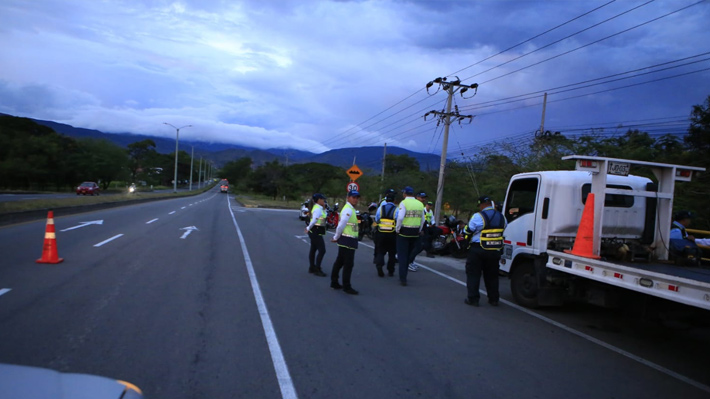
[431,215,468,258]
[357,211,375,241]
[299,200,310,221]
[326,202,340,230]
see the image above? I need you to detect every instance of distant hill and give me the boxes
[11,114,442,170]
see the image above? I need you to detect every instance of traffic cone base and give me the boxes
[37,210,64,264]
[564,193,601,260]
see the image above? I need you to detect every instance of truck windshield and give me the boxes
[505,177,538,222]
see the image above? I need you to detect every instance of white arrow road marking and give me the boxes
[294,235,309,244]
[0,288,11,297]
[94,234,124,247]
[180,226,199,239]
[60,220,103,232]
[146,218,159,224]
[169,211,176,215]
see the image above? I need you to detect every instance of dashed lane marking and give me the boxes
[93,234,124,247]
[0,288,11,297]
[169,211,176,215]
[146,218,159,224]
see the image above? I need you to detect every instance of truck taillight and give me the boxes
[580,160,597,168]
[676,169,691,178]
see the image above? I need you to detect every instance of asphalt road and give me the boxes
[0,186,202,203]
[1,188,709,399]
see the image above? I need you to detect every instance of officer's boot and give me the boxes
[314,267,327,277]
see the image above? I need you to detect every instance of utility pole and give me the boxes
[424,76,478,224]
[163,122,192,193]
[538,92,548,137]
[189,145,194,191]
[198,156,202,189]
[379,143,387,203]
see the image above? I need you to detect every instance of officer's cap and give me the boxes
[347,190,361,198]
[402,186,414,195]
[477,195,492,205]
[674,210,693,221]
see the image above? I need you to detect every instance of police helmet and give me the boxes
[312,193,326,202]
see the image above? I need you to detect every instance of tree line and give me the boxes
[0,115,201,191]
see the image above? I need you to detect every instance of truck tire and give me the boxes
[511,261,540,308]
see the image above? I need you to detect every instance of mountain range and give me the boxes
[22,116,441,171]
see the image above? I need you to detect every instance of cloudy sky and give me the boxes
[1,0,708,158]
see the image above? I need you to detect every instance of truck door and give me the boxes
[504,176,541,251]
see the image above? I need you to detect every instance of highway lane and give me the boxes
[0,191,709,398]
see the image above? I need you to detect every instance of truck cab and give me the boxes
[500,155,710,310]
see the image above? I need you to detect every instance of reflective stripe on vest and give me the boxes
[399,197,424,237]
[378,202,396,233]
[425,210,433,225]
[337,203,359,249]
[479,209,505,251]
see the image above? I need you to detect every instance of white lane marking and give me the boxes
[0,288,11,297]
[294,235,309,245]
[180,226,198,239]
[169,211,176,215]
[323,232,710,394]
[189,204,193,206]
[146,218,159,224]
[229,196,298,399]
[60,220,104,232]
[181,206,186,209]
[93,234,124,247]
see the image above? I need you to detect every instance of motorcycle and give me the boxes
[128,183,137,194]
[326,202,340,230]
[357,211,375,241]
[430,215,468,258]
[299,200,310,221]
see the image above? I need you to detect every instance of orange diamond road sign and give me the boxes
[347,165,363,181]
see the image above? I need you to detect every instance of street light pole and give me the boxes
[189,145,194,191]
[163,123,192,193]
[198,156,203,189]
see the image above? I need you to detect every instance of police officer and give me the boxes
[330,190,361,295]
[464,196,506,307]
[305,193,327,277]
[407,192,429,271]
[374,190,398,277]
[396,186,425,286]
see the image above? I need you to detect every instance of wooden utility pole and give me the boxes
[424,77,477,224]
[379,143,387,203]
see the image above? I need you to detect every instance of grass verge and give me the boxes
[234,193,302,209]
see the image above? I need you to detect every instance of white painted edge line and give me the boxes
[324,232,710,394]
[93,234,124,247]
[146,218,159,224]
[169,211,176,215]
[0,288,11,297]
[229,196,298,399]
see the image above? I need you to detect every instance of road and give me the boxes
[0,186,203,203]
[1,187,709,399]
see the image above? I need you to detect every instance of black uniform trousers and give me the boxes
[308,230,326,270]
[465,243,501,303]
[397,235,419,283]
[331,245,356,289]
[374,231,397,273]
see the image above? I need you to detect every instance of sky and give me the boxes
[1,0,708,158]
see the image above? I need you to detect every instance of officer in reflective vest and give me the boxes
[374,191,397,277]
[330,190,361,295]
[305,193,328,277]
[395,186,425,286]
[670,210,701,265]
[463,195,506,307]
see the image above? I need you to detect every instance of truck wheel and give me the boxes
[511,262,540,308]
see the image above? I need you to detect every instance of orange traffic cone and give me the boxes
[36,210,63,264]
[564,193,601,259]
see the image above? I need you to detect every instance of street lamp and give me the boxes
[189,145,194,191]
[163,122,192,193]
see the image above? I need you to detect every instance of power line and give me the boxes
[474,0,706,86]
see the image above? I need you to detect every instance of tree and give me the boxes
[127,139,157,181]
[71,139,130,189]
[686,94,710,153]
[221,157,253,190]
[385,154,420,174]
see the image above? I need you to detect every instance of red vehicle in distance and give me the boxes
[76,181,100,196]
